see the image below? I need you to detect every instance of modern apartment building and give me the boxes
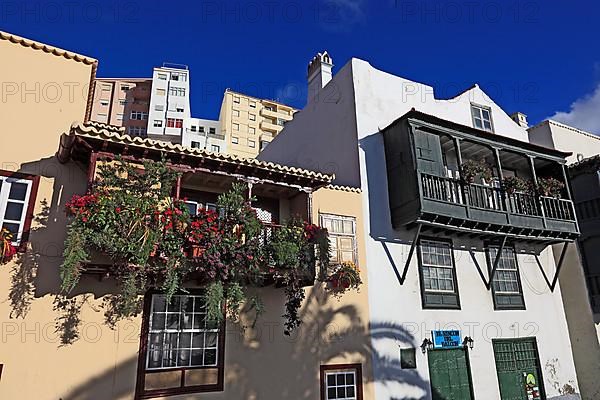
[529,120,600,399]
[181,118,226,153]
[260,53,583,400]
[146,64,191,143]
[219,89,297,158]
[89,78,152,137]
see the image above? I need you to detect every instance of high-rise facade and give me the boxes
[89,78,152,136]
[146,64,191,143]
[219,89,297,158]
[182,118,226,153]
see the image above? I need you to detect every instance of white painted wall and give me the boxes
[529,120,600,165]
[261,57,581,399]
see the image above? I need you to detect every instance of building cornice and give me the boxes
[0,30,97,65]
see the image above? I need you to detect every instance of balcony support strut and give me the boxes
[487,235,507,290]
[534,242,569,292]
[399,223,422,285]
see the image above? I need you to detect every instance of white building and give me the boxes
[529,120,600,399]
[181,117,226,153]
[259,54,582,400]
[146,64,191,143]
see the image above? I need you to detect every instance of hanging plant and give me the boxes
[0,228,17,265]
[460,160,493,183]
[502,176,532,195]
[60,158,341,334]
[326,261,363,297]
[537,177,565,198]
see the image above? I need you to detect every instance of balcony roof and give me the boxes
[384,109,571,161]
[57,121,334,190]
[570,154,600,176]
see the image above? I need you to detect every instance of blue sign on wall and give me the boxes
[432,330,461,349]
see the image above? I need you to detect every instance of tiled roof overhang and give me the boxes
[57,121,334,191]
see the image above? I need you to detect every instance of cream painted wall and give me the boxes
[0,40,374,399]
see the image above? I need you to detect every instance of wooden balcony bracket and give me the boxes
[398,223,422,285]
[468,235,507,290]
[534,242,569,292]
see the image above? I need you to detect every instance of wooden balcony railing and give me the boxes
[541,196,576,221]
[420,173,576,223]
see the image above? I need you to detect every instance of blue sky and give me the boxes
[2,0,599,132]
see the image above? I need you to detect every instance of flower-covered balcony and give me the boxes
[383,110,579,243]
[56,122,362,335]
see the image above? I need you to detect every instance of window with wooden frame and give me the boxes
[136,291,225,399]
[320,364,363,400]
[486,245,525,310]
[0,170,40,246]
[320,214,357,266]
[417,238,461,309]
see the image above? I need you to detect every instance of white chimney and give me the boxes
[307,51,333,103]
[510,112,528,128]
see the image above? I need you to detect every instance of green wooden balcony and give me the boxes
[383,110,580,243]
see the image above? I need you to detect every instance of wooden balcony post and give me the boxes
[561,163,574,201]
[493,148,507,211]
[529,156,547,228]
[174,175,181,199]
[453,137,471,217]
[307,189,314,224]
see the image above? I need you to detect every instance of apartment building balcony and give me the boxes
[383,110,579,243]
[260,119,283,133]
[260,107,293,121]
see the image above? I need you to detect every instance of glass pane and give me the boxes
[151,313,165,330]
[2,223,19,237]
[484,120,492,130]
[179,332,191,348]
[167,297,181,312]
[337,387,346,398]
[177,349,191,367]
[8,182,28,201]
[346,373,354,384]
[482,109,490,120]
[4,202,24,221]
[191,349,204,366]
[327,374,336,386]
[204,349,217,365]
[327,388,337,398]
[192,332,204,348]
[166,313,180,330]
[474,118,483,129]
[205,332,218,347]
[339,237,354,250]
[337,374,345,385]
[343,220,354,234]
[153,296,167,312]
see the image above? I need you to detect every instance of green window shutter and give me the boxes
[414,130,444,176]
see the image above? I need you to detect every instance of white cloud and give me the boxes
[550,83,600,135]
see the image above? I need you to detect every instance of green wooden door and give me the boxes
[493,339,545,400]
[414,130,445,176]
[428,348,474,400]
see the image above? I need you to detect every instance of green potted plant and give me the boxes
[537,177,565,198]
[502,176,531,195]
[460,160,493,183]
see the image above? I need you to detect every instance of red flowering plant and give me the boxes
[327,261,363,297]
[0,228,17,265]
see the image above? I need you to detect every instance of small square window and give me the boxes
[153,120,163,127]
[233,110,240,117]
[248,140,256,148]
[232,136,239,144]
[249,127,256,134]
[400,348,417,369]
[233,96,240,103]
[232,123,239,131]
[209,127,216,134]
[321,364,362,400]
[156,88,166,96]
[249,114,256,121]
[190,141,201,149]
[211,145,220,152]
[249,101,256,108]
[157,73,167,80]
[471,104,494,132]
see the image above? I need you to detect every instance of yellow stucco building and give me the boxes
[0,30,374,400]
[219,89,297,158]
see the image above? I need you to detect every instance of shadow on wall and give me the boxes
[57,285,430,399]
[5,155,431,399]
[6,156,129,343]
